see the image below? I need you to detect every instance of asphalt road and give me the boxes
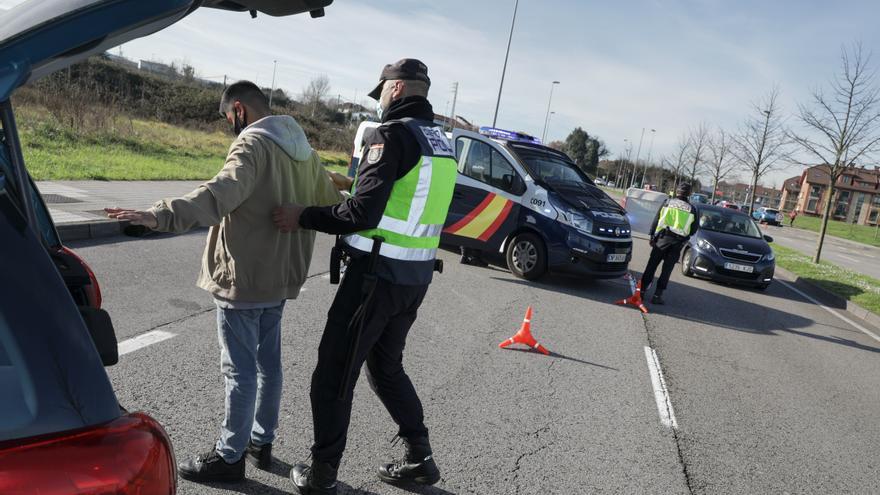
[69,230,880,494]
[763,223,880,279]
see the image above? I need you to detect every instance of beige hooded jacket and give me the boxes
[148,115,342,302]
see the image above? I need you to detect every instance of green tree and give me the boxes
[563,127,607,176]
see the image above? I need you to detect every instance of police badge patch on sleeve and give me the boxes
[367,144,384,164]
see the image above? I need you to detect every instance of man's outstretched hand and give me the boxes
[105,208,158,229]
[327,170,354,191]
[272,204,305,233]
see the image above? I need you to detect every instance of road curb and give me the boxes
[774,265,880,330]
[57,219,128,243]
[789,225,880,250]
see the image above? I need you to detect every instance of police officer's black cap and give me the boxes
[677,182,693,196]
[367,58,430,100]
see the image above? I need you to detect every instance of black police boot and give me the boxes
[178,448,245,483]
[245,441,272,470]
[651,292,665,305]
[291,460,338,495]
[377,436,441,486]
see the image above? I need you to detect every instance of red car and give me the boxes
[0,0,331,493]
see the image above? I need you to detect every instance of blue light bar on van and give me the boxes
[479,126,542,144]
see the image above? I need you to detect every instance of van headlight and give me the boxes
[696,238,717,254]
[559,209,593,234]
[550,194,593,234]
[765,250,775,262]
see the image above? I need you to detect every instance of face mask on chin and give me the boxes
[376,100,385,121]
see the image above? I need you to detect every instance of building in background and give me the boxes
[785,165,880,225]
[780,176,801,212]
[714,182,783,208]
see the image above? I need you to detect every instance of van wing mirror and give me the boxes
[79,307,118,366]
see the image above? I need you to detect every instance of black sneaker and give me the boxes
[651,293,665,305]
[377,437,441,486]
[246,441,272,470]
[291,461,338,495]
[178,448,245,483]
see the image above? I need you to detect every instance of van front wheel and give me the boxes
[506,232,547,280]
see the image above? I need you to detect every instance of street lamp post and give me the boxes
[630,127,645,187]
[541,80,560,142]
[544,111,555,142]
[492,0,519,127]
[268,60,277,107]
[640,128,656,185]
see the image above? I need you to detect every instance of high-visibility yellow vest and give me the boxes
[655,198,695,237]
[344,118,457,264]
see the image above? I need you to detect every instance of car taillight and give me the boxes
[60,245,102,309]
[0,413,176,494]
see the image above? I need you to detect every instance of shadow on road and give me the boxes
[489,267,880,355]
[501,347,618,370]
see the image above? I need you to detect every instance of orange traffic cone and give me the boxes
[615,272,649,314]
[499,306,550,355]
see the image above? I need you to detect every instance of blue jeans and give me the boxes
[214,302,285,462]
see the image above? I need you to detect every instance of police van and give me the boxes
[349,123,632,280]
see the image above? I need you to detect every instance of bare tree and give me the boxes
[789,43,880,262]
[667,134,691,192]
[685,123,710,185]
[706,128,737,202]
[303,74,331,117]
[731,86,791,215]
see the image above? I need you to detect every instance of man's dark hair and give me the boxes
[219,80,270,116]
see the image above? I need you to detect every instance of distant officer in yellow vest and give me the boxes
[271,59,456,494]
[640,182,698,304]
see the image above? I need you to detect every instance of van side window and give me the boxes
[455,137,523,195]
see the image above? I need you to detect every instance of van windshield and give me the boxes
[508,144,590,186]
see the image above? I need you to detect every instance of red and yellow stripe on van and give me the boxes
[444,193,514,241]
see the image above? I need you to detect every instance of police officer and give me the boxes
[640,182,698,304]
[271,59,457,494]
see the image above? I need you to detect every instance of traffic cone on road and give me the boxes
[499,306,550,355]
[615,272,649,314]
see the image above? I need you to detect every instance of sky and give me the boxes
[5,0,880,187]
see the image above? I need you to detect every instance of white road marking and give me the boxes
[644,346,678,429]
[777,280,880,344]
[838,254,860,263]
[118,330,177,356]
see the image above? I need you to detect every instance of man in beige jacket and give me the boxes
[106,81,341,484]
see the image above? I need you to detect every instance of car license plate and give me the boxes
[607,253,627,263]
[724,262,754,273]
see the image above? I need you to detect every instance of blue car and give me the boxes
[753,206,783,226]
[681,205,776,290]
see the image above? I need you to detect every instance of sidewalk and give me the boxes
[37,180,203,241]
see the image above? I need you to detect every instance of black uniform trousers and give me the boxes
[640,243,684,294]
[310,255,430,467]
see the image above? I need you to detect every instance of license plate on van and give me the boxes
[724,262,754,273]
[607,253,627,263]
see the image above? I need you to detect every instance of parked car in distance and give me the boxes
[689,193,709,205]
[681,205,775,290]
[753,206,783,226]
[594,178,606,186]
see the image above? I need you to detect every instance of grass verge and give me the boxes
[791,214,880,248]
[772,243,880,315]
[17,106,348,180]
